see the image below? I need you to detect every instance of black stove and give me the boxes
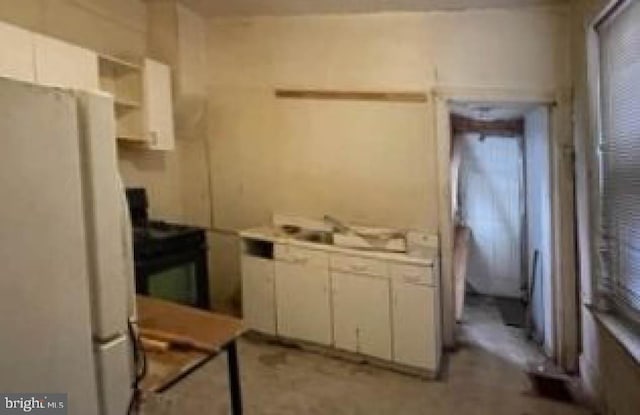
[126,188,210,309]
[132,220,206,260]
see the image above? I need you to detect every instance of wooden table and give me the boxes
[136,296,245,414]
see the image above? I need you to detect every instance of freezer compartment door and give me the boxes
[0,79,100,415]
[75,91,132,339]
[95,335,133,415]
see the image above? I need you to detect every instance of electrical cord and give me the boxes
[127,319,147,415]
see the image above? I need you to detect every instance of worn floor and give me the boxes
[142,298,592,415]
[460,294,546,368]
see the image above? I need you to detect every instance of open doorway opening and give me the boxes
[451,101,553,367]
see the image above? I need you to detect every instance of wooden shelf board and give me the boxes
[99,54,141,71]
[275,89,428,103]
[114,97,141,109]
[117,133,146,142]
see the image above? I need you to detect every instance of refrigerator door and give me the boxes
[95,335,133,415]
[75,91,130,340]
[0,79,99,414]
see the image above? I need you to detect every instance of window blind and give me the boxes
[597,0,640,316]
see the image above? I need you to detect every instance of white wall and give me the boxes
[120,1,212,226]
[206,6,572,309]
[524,106,553,354]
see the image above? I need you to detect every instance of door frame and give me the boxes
[433,86,578,371]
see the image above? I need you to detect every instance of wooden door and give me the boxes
[275,261,331,345]
[241,255,276,335]
[332,271,391,359]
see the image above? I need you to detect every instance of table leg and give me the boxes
[226,341,242,415]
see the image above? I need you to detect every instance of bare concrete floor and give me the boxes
[460,294,546,368]
[141,299,592,415]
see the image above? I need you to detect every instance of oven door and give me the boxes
[135,247,210,309]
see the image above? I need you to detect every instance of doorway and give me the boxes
[434,89,578,371]
[450,102,553,367]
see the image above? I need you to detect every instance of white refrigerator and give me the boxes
[0,77,135,414]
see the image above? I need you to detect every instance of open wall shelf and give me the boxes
[98,54,146,143]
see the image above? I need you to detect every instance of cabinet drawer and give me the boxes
[330,253,387,277]
[389,263,434,286]
[274,244,328,268]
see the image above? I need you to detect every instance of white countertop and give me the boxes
[240,226,436,267]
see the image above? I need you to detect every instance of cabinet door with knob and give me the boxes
[143,58,175,150]
[391,264,439,370]
[241,255,276,335]
[274,246,331,345]
[331,271,391,360]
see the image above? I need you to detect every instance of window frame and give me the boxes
[590,0,640,326]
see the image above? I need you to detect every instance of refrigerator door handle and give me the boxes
[118,173,137,323]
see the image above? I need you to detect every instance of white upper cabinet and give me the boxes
[0,25,176,150]
[143,59,175,151]
[34,34,99,91]
[0,22,35,82]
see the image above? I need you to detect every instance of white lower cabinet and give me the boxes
[241,255,276,335]
[332,271,392,360]
[275,252,332,345]
[239,232,440,373]
[392,280,438,369]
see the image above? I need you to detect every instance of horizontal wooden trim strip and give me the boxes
[275,89,428,103]
[451,114,524,137]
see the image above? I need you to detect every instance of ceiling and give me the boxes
[179,0,566,17]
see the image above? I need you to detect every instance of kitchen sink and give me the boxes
[277,225,333,245]
[295,230,333,245]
